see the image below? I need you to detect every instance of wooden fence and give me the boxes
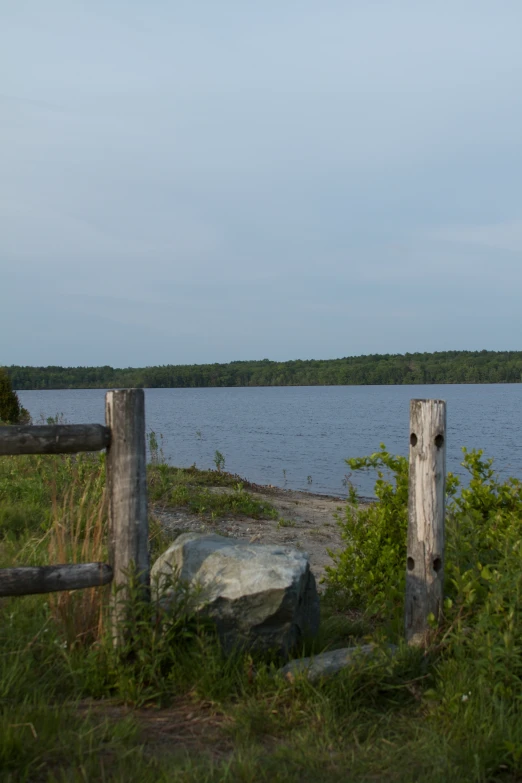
[0,388,149,645]
[0,392,447,648]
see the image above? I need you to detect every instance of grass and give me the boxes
[277,518,296,528]
[1,450,522,781]
[148,464,278,520]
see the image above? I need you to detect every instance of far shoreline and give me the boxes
[8,349,522,389]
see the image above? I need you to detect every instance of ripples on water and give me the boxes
[18,384,522,499]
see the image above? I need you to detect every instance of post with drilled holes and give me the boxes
[405,399,447,646]
[105,389,149,645]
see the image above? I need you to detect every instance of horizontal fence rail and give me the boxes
[0,563,113,597]
[0,424,110,456]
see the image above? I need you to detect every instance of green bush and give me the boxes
[325,445,409,615]
[326,445,522,622]
[0,367,29,424]
[438,449,522,698]
[325,446,522,777]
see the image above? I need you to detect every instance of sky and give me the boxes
[2,1,522,367]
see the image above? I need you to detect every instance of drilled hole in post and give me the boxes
[433,557,442,573]
[434,434,444,448]
[410,433,418,447]
[407,556,414,571]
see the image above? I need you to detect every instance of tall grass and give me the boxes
[48,474,108,649]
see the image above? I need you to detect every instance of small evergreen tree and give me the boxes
[0,367,29,424]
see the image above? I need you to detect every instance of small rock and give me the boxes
[278,644,398,682]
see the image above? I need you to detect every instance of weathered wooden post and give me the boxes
[105,389,149,644]
[405,399,446,646]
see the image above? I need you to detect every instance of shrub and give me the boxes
[325,445,409,615]
[213,450,226,472]
[326,445,522,625]
[0,367,30,424]
[324,445,522,777]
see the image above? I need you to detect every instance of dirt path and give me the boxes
[153,486,355,588]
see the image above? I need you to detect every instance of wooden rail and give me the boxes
[0,563,113,597]
[0,424,110,455]
[0,389,148,646]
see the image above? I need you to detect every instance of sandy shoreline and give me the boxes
[152,483,367,587]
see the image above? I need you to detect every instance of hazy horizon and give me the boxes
[2,2,522,366]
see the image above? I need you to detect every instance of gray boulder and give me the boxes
[151,532,320,654]
[278,644,398,682]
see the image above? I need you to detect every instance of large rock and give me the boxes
[151,533,320,654]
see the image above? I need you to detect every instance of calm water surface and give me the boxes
[18,385,522,498]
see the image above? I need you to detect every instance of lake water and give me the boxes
[17,385,522,499]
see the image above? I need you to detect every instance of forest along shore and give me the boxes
[152,484,367,586]
[8,349,522,388]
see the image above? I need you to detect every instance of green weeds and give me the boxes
[213,450,226,472]
[148,464,277,520]
[277,518,296,529]
[325,444,522,782]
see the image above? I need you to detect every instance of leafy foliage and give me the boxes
[213,449,225,472]
[325,445,409,614]
[439,449,522,695]
[325,446,522,778]
[327,445,522,625]
[0,367,29,424]
[6,349,522,389]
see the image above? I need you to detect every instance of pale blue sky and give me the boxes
[2,1,522,367]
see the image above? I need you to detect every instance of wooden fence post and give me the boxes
[105,389,149,644]
[405,399,446,646]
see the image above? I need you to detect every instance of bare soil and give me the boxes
[153,485,355,587]
[77,698,235,763]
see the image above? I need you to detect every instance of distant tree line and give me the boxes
[4,351,522,390]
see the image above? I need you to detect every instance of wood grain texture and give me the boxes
[405,399,447,646]
[0,563,113,597]
[0,424,110,455]
[105,389,149,644]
